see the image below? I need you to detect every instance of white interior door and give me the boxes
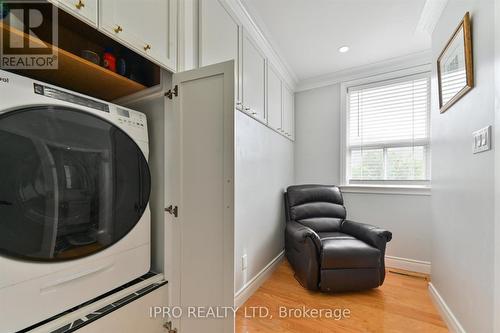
[166,61,235,333]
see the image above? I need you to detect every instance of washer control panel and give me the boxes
[115,107,147,130]
[34,83,110,112]
[32,82,147,133]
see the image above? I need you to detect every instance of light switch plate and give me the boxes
[473,125,492,154]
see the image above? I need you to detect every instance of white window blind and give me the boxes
[346,74,430,183]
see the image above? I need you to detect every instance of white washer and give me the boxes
[0,70,151,333]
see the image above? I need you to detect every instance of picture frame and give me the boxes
[437,12,474,113]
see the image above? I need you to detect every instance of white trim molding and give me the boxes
[385,256,431,274]
[340,185,431,196]
[429,283,467,333]
[415,0,449,35]
[234,250,285,308]
[297,51,432,92]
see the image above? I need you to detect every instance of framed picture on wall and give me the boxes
[437,12,474,113]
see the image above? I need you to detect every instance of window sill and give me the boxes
[339,184,431,196]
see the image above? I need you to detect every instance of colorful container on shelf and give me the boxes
[103,48,116,72]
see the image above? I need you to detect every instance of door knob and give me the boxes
[75,0,85,9]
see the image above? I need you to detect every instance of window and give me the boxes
[344,73,430,186]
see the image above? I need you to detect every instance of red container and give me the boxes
[103,49,116,72]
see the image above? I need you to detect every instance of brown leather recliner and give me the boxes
[284,185,392,292]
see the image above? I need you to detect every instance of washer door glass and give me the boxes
[0,106,150,261]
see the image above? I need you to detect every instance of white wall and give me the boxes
[235,111,294,294]
[343,193,432,262]
[430,1,495,332]
[294,82,433,264]
[295,84,341,183]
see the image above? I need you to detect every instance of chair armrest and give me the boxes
[286,221,322,251]
[341,220,392,251]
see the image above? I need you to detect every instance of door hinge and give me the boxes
[166,85,178,99]
[163,321,177,332]
[165,205,178,218]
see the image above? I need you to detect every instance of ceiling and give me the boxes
[242,0,431,81]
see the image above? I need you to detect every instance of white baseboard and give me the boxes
[428,282,466,333]
[385,255,431,275]
[234,250,285,308]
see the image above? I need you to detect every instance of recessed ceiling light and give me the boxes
[338,46,350,53]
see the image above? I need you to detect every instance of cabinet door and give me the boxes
[267,62,282,131]
[100,0,177,71]
[167,61,235,333]
[283,84,294,140]
[242,30,266,122]
[199,0,240,105]
[51,0,98,27]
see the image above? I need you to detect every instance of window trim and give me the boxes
[339,64,432,193]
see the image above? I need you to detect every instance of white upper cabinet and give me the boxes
[199,0,240,105]
[50,0,98,27]
[99,0,177,71]
[241,30,266,123]
[283,84,294,140]
[267,62,283,132]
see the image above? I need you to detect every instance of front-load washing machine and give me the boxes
[0,70,151,332]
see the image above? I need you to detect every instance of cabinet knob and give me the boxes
[244,107,250,111]
[114,25,123,33]
[75,0,85,9]
[144,44,152,51]
[252,112,257,115]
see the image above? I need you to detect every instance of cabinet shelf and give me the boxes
[0,21,147,101]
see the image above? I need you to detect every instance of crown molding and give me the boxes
[296,50,432,92]
[416,0,449,35]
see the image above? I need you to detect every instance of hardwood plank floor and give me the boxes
[236,261,448,333]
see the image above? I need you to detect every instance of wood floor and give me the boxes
[236,261,448,333]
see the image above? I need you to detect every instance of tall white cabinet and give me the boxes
[166,62,235,333]
[126,63,236,333]
[241,30,267,123]
[198,0,294,140]
[199,0,241,104]
[267,63,283,131]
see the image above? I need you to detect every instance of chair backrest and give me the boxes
[285,185,346,232]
